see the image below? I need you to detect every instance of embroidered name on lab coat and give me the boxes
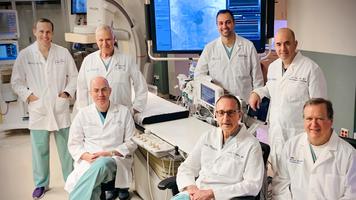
[288,76,307,83]
[113,63,126,71]
[268,77,277,81]
[289,156,303,164]
[55,59,65,64]
[28,61,42,65]
[228,151,244,159]
[203,143,217,151]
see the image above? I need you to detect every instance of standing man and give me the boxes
[76,25,147,114]
[11,18,78,199]
[272,98,356,199]
[176,94,264,199]
[249,28,327,173]
[194,9,263,101]
[65,76,137,200]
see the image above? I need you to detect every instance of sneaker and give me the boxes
[32,187,46,199]
[105,189,119,200]
[118,188,129,200]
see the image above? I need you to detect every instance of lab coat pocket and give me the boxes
[28,99,46,115]
[324,174,345,200]
[83,125,101,140]
[113,71,129,83]
[214,154,243,178]
[54,97,70,114]
[286,79,308,103]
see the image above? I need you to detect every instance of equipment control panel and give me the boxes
[132,131,175,158]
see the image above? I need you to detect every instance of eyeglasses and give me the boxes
[215,110,240,117]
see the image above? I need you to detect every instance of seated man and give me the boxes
[176,94,264,200]
[64,76,137,200]
[272,98,356,199]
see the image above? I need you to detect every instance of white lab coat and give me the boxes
[194,34,263,101]
[253,52,327,171]
[76,48,148,112]
[176,124,264,200]
[11,41,78,131]
[65,103,137,192]
[272,132,356,200]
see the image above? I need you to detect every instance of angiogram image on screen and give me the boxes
[152,0,225,52]
[169,0,226,51]
[151,0,267,53]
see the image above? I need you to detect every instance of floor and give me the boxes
[0,129,142,200]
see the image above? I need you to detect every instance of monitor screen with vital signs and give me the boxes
[197,81,224,109]
[201,84,216,107]
[0,41,18,65]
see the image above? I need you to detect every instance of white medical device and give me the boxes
[195,80,224,110]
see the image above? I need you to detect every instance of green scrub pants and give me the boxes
[69,157,117,200]
[31,128,73,187]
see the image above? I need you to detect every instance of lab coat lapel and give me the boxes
[310,133,337,172]
[102,103,120,128]
[302,134,315,170]
[230,34,241,60]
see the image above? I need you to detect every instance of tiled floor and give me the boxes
[0,129,142,200]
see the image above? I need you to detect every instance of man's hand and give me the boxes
[192,189,214,200]
[94,150,123,157]
[59,91,70,98]
[248,92,261,111]
[80,152,99,163]
[27,94,39,103]
[184,185,199,199]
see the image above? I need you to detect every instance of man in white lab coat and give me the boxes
[194,9,263,101]
[76,25,147,114]
[249,28,327,174]
[65,76,137,200]
[175,94,264,200]
[11,18,78,199]
[272,98,356,199]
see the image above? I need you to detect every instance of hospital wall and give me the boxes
[288,0,356,133]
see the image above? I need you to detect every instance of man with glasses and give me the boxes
[65,76,137,200]
[175,94,264,200]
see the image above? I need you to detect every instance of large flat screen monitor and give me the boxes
[71,0,87,14]
[150,0,267,53]
[0,10,20,40]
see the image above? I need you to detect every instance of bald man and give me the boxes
[248,28,327,174]
[65,76,137,200]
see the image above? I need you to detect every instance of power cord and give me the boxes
[0,102,9,115]
[146,151,154,200]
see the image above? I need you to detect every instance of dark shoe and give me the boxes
[105,189,119,200]
[118,188,129,200]
[32,187,46,199]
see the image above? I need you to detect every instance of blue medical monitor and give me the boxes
[150,0,266,53]
[0,10,20,40]
[0,41,19,65]
[197,81,224,109]
[71,0,87,14]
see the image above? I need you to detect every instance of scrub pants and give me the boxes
[69,157,117,200]
[31,128,73,187]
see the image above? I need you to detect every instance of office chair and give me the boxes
[340,136,356,149]
[158,142,270,200]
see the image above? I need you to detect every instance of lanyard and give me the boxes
[309,144,317,163]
